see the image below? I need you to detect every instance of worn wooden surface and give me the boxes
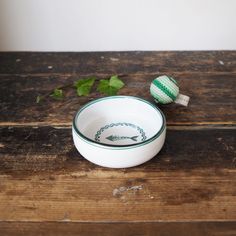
[1,222,236,236]
[0,51,235,235]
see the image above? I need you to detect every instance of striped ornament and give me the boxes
[150,75,179,104]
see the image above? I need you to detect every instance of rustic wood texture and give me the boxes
[0,51,236,75]
[0,127,235,173]
[0,222,236,236]
[0,51,235,235]
[0,127,235,222]
[0,73,235,125]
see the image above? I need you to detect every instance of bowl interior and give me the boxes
[74,97,164,146]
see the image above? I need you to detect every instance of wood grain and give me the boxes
[0,51,235,234]
[0,222,236,236]
[0,127,235,173]
[0,51,236,75]
[0,72,235,125]
[0,163,235,222]
[0,127,235,221]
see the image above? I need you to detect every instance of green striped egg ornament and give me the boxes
[150,75,179,104]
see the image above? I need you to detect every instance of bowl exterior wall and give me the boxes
[72,127,166,168]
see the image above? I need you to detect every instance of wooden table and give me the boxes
[0,52,235,235]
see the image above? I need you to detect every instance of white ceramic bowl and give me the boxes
[72,96,166,168]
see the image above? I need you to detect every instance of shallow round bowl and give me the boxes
[72,96,166,168]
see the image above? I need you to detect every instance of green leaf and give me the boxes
[50,88,63,100]
[97,75,125,96]
[97,79,117,95]
[109,75,125,90]
[74,77,96,96]
[36,95,42,103]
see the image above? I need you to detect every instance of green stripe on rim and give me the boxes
[73,96,166,150]
[152,79,176,101]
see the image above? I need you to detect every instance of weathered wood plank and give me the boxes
[0,164,235,221]
[0,72,235,125]
[0,51,235,75]
[0,127,235,221]
[0,222,236,236]
[0,127,235,173]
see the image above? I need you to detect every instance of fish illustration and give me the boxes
[106,135,138,142]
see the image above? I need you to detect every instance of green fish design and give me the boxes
[106,135,138,142]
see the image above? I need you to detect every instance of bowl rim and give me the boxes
[72,96,166,150]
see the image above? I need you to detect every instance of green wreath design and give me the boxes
[94,122,147,142]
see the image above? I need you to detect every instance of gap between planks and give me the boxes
[0,220,236,223]
[1,71,236,77]
[0,122,235,130]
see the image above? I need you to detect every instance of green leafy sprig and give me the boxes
[74,77,96,96]
[36,75,125,103]
[97,75,125,96]
[50,88,63,99]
